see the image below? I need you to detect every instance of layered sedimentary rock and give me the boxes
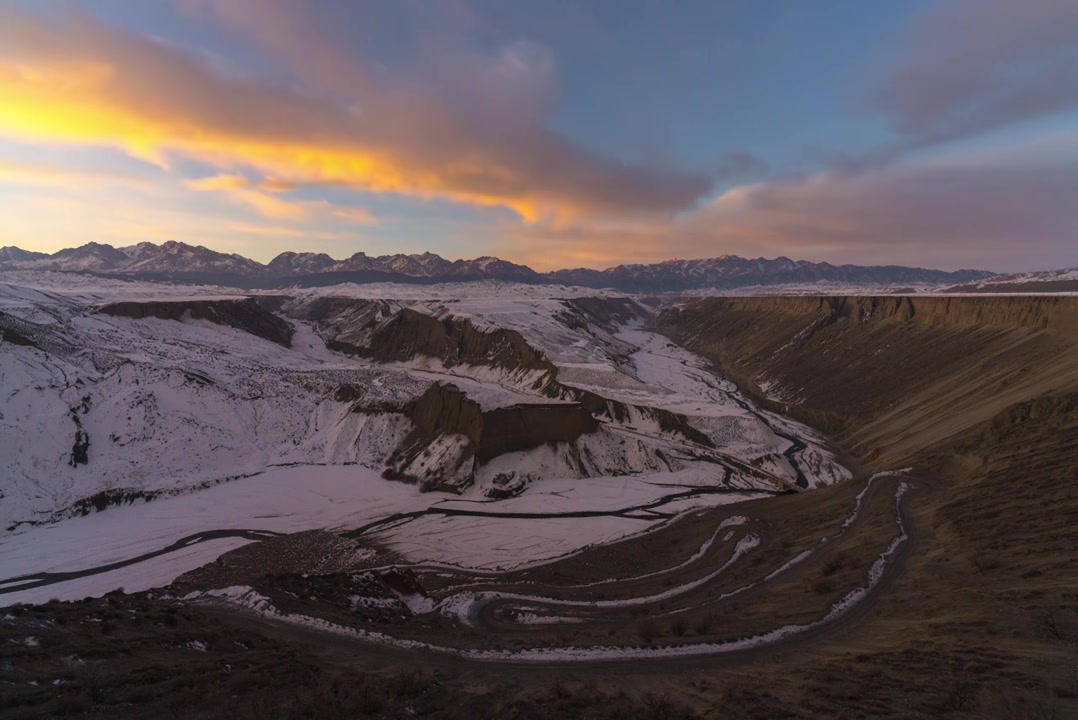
[307,304,716,490]
[555,297,650,333]
[384,383,600,491]
[99,299,294,347]
[360,309,556,373]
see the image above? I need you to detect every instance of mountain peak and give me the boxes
[0,246,49,263]
[0,242,994,291]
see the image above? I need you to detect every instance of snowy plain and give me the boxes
[187,479,912,663]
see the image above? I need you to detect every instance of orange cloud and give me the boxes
[330,205,377,224]
[186,174,377,224]
[184,174,251,192]
[0,158,144,188]
[226,222,349,240]
[0,8,708,224]
[0,183,238,254]
[499,220,669,271]
[186,176,309,221]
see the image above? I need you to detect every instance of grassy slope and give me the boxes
[650,296,1078,717]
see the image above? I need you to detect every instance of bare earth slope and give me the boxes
[647,295,1078,716]
[654,296,1078,467]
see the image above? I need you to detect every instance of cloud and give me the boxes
[184,175,251,192]
[689,143,1078,271]
[870,0,1078,150]
[330,205,377,224]
[177,0,374,103]
[503,134,1078,273]
[712,153,768,184]
[0,182,254,254]
[4,1,1070,274]
[186,174,377,224]
[500,220,667,271]
[0,6,709,222]
[0,159,145,188]
[226,222,349,240]
[502,0,1078,274]
[185,176,318,221]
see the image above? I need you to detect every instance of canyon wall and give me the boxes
[654,296,1078,468]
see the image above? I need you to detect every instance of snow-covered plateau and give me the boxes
[0,273,849,604]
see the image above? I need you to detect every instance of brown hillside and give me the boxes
[649,296,1078,715]
[654,296,1078,468]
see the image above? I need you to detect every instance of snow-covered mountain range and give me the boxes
[944,267,1078,294]
[0,241,990,291]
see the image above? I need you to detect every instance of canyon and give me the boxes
[0,273,1074,718]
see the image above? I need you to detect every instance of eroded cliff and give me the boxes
[382,383,600,492]
[99,299,294,347]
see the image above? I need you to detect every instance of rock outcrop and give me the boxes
[362,309,556,375]
[99,299,294,347]
[283,296,391,350]
[385,383,600,492]
[0,321,36,348]
[316,305,718,482]
[555,297,649,333]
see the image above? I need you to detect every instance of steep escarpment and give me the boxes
[99,299,294,347]
[314,303,721,490]
[479,403,600,464]
[0,312,37,347]
[332,308,557,379]
[555,297,649,333]
[654,296,1078,468]
[281,296,394,349]
[318,306,719,470]
[342,308,716,454]
[375,381,716,493]
[384,383,600,491]
[563,385,715,449]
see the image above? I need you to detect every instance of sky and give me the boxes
[0,0,1075,272]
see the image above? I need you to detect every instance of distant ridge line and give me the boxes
[0,241,992,292]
